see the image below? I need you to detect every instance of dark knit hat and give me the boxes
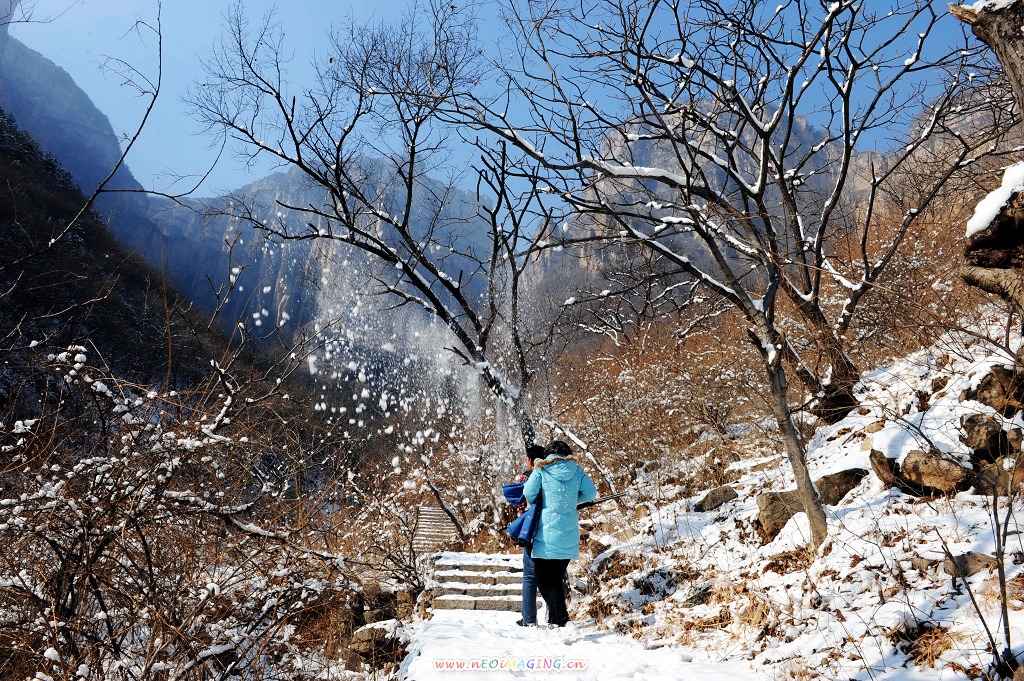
[526,444,546,461]
[546,440,572,458]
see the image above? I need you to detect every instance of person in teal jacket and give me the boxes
[522,440,597,626]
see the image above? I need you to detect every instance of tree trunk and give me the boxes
[812,345,861,425]
[512,395,537,449]
[952,2,1024,112]
[766,359,829,548]
[953,2,1024,317]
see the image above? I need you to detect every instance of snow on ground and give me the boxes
[399,610,761,680]
[569,318,1024,679]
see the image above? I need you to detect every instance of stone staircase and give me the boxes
[411,506,460,554]
[430,552,524,612]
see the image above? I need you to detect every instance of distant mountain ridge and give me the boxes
[0,30,496,345]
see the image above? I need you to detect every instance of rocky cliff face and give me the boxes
[0,32,492,343]
[144,162,494,339]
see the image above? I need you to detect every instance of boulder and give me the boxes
[943,552,998,578]
[815,468,868,505]
[755,468,868,543]
[966,366,1024,416]
[900,450,970,494]
[694,485,738,512]
[350,620,404,662]
[975,457,1024,496]
[870,450,903,489]
[864,420,886,434]
[755,490,803,543]
[960,413,1009,463]
[910,555,940,574]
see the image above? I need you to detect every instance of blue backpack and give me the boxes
[502,482,525,506]
[505,491,543,547]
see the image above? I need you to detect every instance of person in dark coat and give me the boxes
[517,444,546,626]
[523,440,597,626]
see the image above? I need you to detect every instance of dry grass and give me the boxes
[689,606,733,631]
[775,660,820,680]
[888,622,961,669]
[763,547,814,575]
[1006,573,1024,610]
[595,550,645,579]
[462,529,513,554]
[289,589,360,659]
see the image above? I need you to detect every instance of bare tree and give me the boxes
[452,0,1011,547]
[0,0,31,27]
[189,3,563,449]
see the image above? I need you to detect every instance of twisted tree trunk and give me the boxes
[954,2,1024,310]
[952,2,1024,110]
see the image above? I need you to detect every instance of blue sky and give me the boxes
[11,0,415,195]
[10,1,972,197]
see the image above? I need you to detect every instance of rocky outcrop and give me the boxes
[756,469,867,543]
[901,450,971,494]
[960,413,1011,463]
[943,551,998,578]
[349,620,406,663]
[962,365,1024,416]
[0,34,494,346]
[871,449,970,496]
[694,485,738,512]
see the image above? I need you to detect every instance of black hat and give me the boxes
[546,440,572,458]
[526,444,546,461]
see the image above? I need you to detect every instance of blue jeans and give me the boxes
[521,547,537,624]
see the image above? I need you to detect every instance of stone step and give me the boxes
[436,583,521,598]
[433,594,521,612]
[418,511,455,520]
[434,569,521,585]
[434,560,522,573]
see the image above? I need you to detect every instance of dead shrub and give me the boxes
[689,606,733,631]
[888,622,960,668]
[289,589,360,658]
[763,548,814,575]
[594,550,645,579]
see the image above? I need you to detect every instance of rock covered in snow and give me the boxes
[943,551,998,578]
[962,365,1024,416]
[960,413,1012,461]
[693,485,738,512]
[965,162,1024,238]
[350,619,406,661]
[974,456,1024,496]
[755,468,867,542]
[900,450,971,494]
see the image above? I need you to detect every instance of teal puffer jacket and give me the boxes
[523,457,598,559]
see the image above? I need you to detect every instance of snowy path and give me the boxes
[398,610,762,680]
